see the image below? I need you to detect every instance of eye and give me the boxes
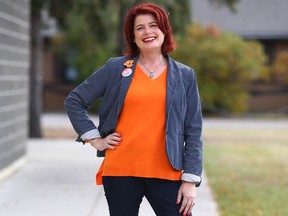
[136,26,144,31]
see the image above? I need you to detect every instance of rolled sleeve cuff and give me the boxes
[80,129,101,141]
[181,173,201,183]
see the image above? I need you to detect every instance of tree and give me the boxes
[30,0,119,136]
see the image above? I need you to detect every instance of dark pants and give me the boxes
[102,176,192,216]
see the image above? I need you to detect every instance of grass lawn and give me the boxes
[203,121,288,216]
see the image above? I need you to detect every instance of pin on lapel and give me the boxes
[124,60,134,68]
[122,60,134,77]
[122,68,132,77]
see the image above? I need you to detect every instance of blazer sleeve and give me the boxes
[64,60,111,142]
[183,69,203,183]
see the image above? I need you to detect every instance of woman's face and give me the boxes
[133,13,165,54]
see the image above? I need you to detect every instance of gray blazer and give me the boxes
[64,55,203,184]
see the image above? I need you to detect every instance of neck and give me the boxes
[139,52,163,64]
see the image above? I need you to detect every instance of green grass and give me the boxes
[204,126,288,216]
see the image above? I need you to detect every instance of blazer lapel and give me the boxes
[117,56,138,115]
[166,56,180,116]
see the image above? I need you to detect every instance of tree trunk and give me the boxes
[29,12,43,138]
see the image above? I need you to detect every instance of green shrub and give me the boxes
[172,24,270,113]
[272,51,288,84]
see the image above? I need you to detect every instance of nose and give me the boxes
[144,26,152,35]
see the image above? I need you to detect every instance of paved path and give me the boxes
[0,113,219,216]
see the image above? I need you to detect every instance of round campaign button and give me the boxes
[121,68,132,77]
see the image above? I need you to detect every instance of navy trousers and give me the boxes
[102,176,192,216]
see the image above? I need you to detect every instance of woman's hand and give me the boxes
[90,133,122,151]
[177,181,196,216]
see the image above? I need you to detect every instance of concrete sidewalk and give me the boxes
[0,113,219,216]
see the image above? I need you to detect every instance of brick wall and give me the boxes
[0,0,30,171]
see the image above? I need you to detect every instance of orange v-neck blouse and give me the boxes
[96,64,182,185]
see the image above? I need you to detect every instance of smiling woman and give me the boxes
[124,3,176,57]
[64,3,203,216]
[133,14,166,79]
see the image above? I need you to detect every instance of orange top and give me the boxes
[96,64,182,185]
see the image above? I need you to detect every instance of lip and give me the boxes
[143,37,156,42]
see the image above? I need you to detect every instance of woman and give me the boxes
[64,3,202,216]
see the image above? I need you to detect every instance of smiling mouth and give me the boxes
[143,37,156,42]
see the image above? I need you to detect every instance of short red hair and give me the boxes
[123,3,176,57]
